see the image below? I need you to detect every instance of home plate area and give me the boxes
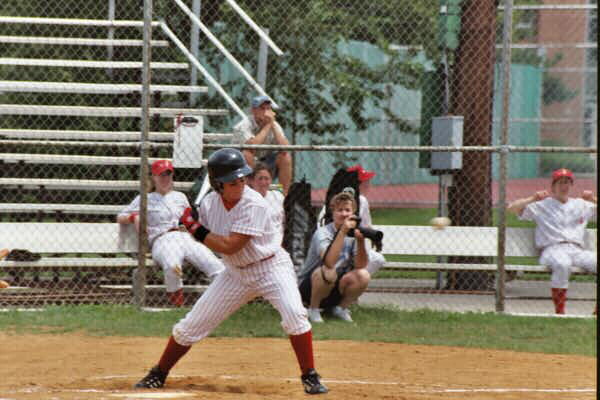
[1,334,595,400]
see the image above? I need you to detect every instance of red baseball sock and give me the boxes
[158,336,191,373]
[551,288,567,315]
[168,289,184,307]
[289,330,315,375]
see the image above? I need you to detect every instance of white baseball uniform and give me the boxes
[172,185,310,347]
[520,197,597,288]
[119,191,224,292]
[264,189,285,244]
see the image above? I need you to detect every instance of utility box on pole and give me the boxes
[431,115,463,172]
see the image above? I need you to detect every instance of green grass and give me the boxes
[0,304,595,356]
[371,207,596,229]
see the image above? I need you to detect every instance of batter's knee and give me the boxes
[280,304,311,336]
[172,322,207,347]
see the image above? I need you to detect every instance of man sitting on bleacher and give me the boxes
[507,168,597,315]
[232,95,292,195]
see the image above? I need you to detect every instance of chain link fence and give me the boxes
[0,0,596,314]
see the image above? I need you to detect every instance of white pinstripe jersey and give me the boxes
[199,185,280,267]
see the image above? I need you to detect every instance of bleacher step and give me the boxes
[0,58,188,69]
[0,178,195,191]
[0,81,208,94]
[0,105,228,117]
[0,153,207,166]
[0,129,232,142]
[0,35,169,47]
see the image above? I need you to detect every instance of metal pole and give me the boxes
[107,0,115,79]
[257,27,269,89]
[190,0,201,106]
[496,0,513,313]
[435,175,444,289]
[224,0,284,56]
[172,0,279,109]
[160,22,246,119]
[134,0,153,307]
[435,174,452,289]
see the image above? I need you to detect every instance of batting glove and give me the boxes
[180,207,210,242]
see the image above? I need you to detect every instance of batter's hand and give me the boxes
[533,190,549,201]
[180,207,201,234]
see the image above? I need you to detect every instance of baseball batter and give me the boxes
[117,160,224,306]
[507,168,597,314]
[134,148,328,395]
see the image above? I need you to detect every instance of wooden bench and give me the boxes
[373,225,596,275]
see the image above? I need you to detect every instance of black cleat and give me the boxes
[134,365,168,388]
[301,368,328,394]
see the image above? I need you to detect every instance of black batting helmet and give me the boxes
[207,148,253,191]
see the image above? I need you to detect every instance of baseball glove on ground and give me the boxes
[5,249,41,262]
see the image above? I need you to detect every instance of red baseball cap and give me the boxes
[347,164,376,182]
[151,160,174,176]
[551,168,574,183]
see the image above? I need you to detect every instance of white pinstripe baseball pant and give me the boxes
[172,249,310,346]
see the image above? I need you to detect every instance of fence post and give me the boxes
[190,0,201,106]
[496,0,514,313]
[107,0,115,79]
[134,0,153,307]
[257,27,269,89]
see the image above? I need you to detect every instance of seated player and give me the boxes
[117,160,224,306]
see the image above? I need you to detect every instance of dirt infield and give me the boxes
[1,333,595,400]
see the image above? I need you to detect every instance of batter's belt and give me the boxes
[237,254,275,269]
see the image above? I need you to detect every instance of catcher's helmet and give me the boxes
[208,148,252,190]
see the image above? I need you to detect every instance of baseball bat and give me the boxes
[193,173,211,207]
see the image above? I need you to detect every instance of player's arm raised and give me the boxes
[507,190,548,216]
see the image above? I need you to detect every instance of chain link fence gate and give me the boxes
[0,1,596,314]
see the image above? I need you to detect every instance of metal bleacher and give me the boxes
[0,16,234,221]
[0,8,284,305]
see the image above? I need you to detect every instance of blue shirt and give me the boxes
[297,222,357,282]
